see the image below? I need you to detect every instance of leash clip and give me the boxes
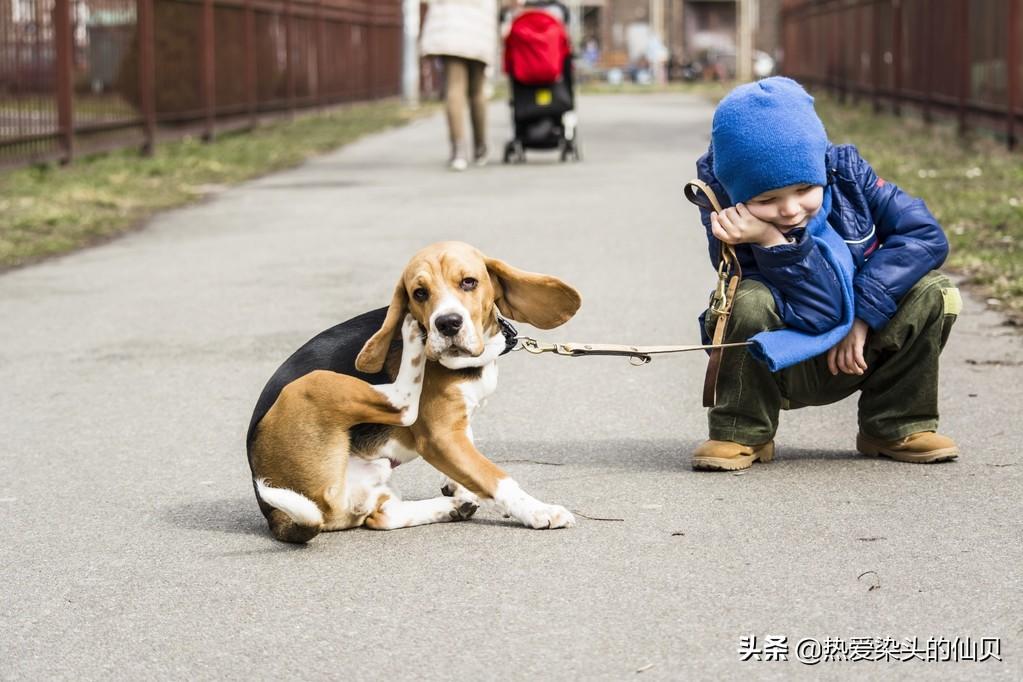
[709,276,729,314]
[515,337,580,357]
[516,337,558,354]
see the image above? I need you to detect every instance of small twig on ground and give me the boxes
[856,536,886,542]
[636,663,654,673]
[572,510,625,522]
[857,570,882,591]
[966,359,1023,366]
[494,459,564,466]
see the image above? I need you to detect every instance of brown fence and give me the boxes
[0,0,402,168]
[780,0,1022,148]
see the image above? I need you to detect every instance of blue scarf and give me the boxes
[746,187,855,372]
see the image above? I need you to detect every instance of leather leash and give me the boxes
[683,178,743,408]
[513,337,750,366]
[503,316,750,365]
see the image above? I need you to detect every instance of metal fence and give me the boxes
[0,0,402,167]
[780,0,1022,148]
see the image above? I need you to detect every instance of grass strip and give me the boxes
[0,100,426,271]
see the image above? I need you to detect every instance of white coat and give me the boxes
[420,0,498,66]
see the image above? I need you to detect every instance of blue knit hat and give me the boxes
[711,77,828,205]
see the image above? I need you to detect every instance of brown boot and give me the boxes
[856,431,959,463]
[691,439,775,471]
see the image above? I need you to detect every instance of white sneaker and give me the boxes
[562,111,578,141]
[449,157,468,172]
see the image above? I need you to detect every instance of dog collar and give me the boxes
[498,317,518,356]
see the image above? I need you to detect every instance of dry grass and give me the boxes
[0,100,430,271]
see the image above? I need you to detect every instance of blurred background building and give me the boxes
[564,0,782,81]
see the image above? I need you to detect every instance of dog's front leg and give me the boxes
[414,426,574,529]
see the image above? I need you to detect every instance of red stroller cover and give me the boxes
[504,10,571,86]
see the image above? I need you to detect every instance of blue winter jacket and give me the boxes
[696,143,949,333]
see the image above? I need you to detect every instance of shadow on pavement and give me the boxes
[163,495,267,538]
[480,438,861,472]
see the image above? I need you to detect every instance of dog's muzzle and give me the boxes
[435,313,463,338]
[427,311,477,358]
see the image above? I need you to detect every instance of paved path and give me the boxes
[2,94,1021,680]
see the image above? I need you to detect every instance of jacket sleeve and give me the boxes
[750,230,844,333]
[846,148,950,330]
[695,147,843,334]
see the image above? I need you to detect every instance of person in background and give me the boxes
[420,0,499,171]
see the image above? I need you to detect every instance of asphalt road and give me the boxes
[2,93,1021,680]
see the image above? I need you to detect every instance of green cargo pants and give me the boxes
[702,271,961,445]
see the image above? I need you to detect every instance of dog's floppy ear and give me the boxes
[485,257,581,329]
[356,281,408,373]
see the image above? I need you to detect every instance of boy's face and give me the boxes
[745,183,824,232]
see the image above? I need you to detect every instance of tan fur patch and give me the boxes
[364,494,393,529]
[409,362,507,498]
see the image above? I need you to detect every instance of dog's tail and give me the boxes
[255,478,324,543]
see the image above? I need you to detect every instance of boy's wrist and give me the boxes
[756,228,793,248]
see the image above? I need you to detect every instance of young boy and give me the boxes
[691,76,961,471]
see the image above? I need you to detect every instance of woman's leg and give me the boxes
[443,57,469,166]
[466,59,488,161]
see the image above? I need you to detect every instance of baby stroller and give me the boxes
[502,2,580,163]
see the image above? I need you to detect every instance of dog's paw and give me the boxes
[523,504,575,530]
[441,478,480,502]
[448,499,479,521]
[402,314,426,348]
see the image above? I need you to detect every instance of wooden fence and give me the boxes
[0,0,402,167]
[781,0,1022,148]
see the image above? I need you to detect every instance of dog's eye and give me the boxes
[412,287,429,302]
[460,277,478,291]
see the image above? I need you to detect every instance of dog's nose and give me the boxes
[435,313,463,337]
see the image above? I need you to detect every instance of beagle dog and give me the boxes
[246,241,581,543]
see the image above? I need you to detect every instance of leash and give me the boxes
[683,178,743,408]
[512,336,751,366]
[500,316,750,367]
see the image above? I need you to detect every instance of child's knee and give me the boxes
[727,280,782,336]
[877,271,960,347]
[704,279,780,340]
[901,271,959,321]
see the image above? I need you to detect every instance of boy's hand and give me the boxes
[827,319,869,375]
[710,203,789,247]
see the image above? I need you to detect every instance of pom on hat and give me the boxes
[711,77,828,205]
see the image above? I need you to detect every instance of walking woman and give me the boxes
[420,0,499,170]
